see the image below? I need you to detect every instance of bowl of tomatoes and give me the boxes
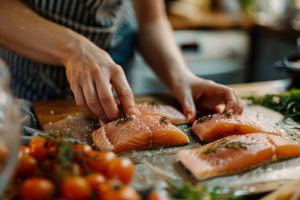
[9,133,142,200]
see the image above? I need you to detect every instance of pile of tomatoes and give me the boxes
[15,136,140,200]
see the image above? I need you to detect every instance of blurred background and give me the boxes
[131,0,300,95]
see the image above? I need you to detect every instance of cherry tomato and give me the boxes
[0,145,9,163]
[148,191,170,200]
[47,146,58,158]
[40,159,56,171]
[98,179,140,200]
[73,144,92,163]
[54,162,82,177]
[29,142,48,162]
[61,176,91,200]
[19,177,55,200]
[16,154,37,179]
[106,157,135,184]
[85,172,106,190]
[87,151,116,173]
[19,146,30,157]
[28,137,47,148]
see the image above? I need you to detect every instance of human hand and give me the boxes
[171,74,243,123]
[63,36,136,123]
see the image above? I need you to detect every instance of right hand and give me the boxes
[62,36,136,124]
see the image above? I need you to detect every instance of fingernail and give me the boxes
[187,113,192,121]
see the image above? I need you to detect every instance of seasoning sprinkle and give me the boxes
[149,100,161,107]
[114,108,134,126]
[224,112,232,118]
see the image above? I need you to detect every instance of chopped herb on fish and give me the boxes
[159,116,170,125]
[197,116,207,123]
[202,140,254,154]
[114,108,133,126]
[121,126,130,130]
[149,100,161,107]
[224,112,232,117]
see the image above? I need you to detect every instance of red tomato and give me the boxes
[73,144,92,164]
[47,146,58,158]
[61,176,91,200]
[85,172,106,190]
[19,146,30,157]
[40,159,56,171]
[16,154,37,179]
[29,142,48,162]
[19,177,55,200]
[28,137,47,148]
[0,145,9,163]
[148,191,170,200]
[106,157,135,184]
[98,179,140,200]
[87,151,116,173]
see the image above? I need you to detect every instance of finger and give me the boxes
[82,78,110,123]
[213,85,238,113]
[175,89,196,123]
[234,92,243,115]
[95,76,119,121]
[73,85,98,120]
[111,66,137,116]
[195,96,225,113]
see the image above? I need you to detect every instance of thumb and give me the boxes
[175,90,196,123]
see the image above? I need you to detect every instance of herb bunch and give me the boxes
[243,89,300,118]
[167,181,242,200]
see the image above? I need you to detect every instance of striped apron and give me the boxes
[0,0,137,102]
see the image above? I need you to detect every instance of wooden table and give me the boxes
[32,79,290,128]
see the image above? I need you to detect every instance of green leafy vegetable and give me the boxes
[149,100,161,107]
[224,112,232,117]
[243,89,300,118]
[114,108,134,126]
[167,181,242,200]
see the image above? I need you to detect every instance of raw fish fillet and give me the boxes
[92,115,189,154]
[192,113,281,142]
[177,133,300,180]
[136,102,187,124]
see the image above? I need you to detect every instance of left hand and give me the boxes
[171,74,243,123]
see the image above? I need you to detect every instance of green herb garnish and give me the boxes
[243,89,300,119]
[197,116,207,123]
[159,116,170,125]
[224,112,232,117]
[149,100,161,107]
[167,181,242,200]
[114,108,134,126]
[121,126,130,130]
[202,140,254,154]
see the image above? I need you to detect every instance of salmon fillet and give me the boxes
[92,115,190,154]
[136,102,187,124]
[177,133,300,180]
[192,113,281,142]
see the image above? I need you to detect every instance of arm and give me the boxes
[132,0,243,122]
[0,0,136,123]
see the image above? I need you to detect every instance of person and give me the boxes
[0,0,243,124]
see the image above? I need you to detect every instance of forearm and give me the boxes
[0,0,83,66]
[136,17,195,90]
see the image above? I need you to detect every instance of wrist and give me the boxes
[59,29,88,67]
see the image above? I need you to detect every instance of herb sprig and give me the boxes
[202,140,254,154]
[243,89,300,118]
